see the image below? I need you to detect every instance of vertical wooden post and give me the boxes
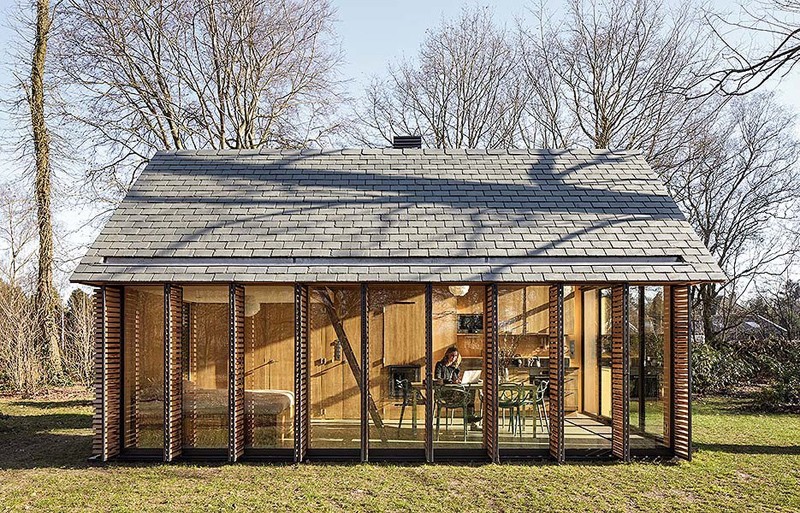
[425,284,434,463]
[294,284,309,463]
[164,284,183,462]
[484,284,499,463]
[93,285,122,462]
[548,284,565,463]
[228,284,245,462]
[671,285,692,460]
[638,286,646,431]
[361,283,369,462]
[611,284,630,462]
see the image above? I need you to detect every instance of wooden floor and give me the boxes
[307,412,667,450]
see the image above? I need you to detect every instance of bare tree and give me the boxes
[520,0,720,171]
[705,1,800,95]
[354,6,530,149]
[667,93,800,348]
[54,0,345,200]
[61,288,94,387]
[25,0,63,381]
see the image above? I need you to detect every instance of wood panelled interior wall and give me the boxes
[122,286,165,450]
[243,286,295,450]
[582,289,600,416]
[308,286,362,447]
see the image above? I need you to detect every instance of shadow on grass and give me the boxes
[11,399,93,409]
[696,443,800,456]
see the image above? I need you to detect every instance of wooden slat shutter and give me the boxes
[92,286,122,461]
[424,284,434,463]
[164,284,183,462]
[611,284,630,461]
[548,285,565,463]
[484,284,499,463]
[229,284,245,462]
[360,284,369,462]
[671,285,692,460]
[122,289,140,449]
[294,284,309,462]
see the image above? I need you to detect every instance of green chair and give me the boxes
[434,384,470,442]
[498,383,525,437]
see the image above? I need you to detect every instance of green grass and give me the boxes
[0,391,799,512]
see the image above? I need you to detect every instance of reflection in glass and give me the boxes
[309,286,362,449]
[432,285,485,449]
[368,285,426,449]
[642,286,669,447]
[244,286,295,449]
[182,285,230,449]
[122,286,165,449]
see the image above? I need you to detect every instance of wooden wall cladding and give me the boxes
[294,284,309,462]
[671,285,692,460]
[548,285,565,463]
[164,285,183,462]
[93,286,122,461]
[484,284,499,463]
[611,284,630,462]
[229,284,245,462]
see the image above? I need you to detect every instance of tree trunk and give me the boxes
[29,0,62,381]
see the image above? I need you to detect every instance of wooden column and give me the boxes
[671,285,692,460]
[228,284,245,462]
[360,284,369,462]
[294,284,309,463]
[424,284,434,463]
[92,285,122,462]
[611,284,630,462]
[484,284,499,463]
[548,284,565,463]
[164,284,183,462]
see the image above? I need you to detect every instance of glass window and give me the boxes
[497,285,549,450]
[309,286,362,449]
[243,286,295,449]
[368,285,426,449]
[122,286,165,450]
[629,286,642,433]
[432,285,484,449]
[643,286,669,447]
[182,285,230,449]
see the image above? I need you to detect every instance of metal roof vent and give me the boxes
[392,135,422,149]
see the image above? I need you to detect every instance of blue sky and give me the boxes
[0,0,797,289]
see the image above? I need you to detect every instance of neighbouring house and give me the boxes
[72,139,724,463]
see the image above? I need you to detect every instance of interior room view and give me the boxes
[117,282,671,458]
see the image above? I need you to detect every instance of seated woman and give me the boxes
[435,346,462,384]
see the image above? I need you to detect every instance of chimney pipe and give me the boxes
[392,135,422,149]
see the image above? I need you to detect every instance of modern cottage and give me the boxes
[72,142,724,463]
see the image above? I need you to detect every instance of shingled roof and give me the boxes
[70,148,725,284]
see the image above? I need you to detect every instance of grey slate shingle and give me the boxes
[70,148,726,284]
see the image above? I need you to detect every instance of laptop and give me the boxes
[461,369,482,384]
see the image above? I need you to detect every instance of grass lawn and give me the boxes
[0,389,799,512]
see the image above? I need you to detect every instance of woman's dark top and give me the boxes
[435,360,460,383]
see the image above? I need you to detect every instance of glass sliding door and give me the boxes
[432,284,485,449]
[181,285,230,450]
[122,286,165,450]
[243,285,295,450]
[497,285,549,450]
[367,284,426,450]
[309,286,362,449]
